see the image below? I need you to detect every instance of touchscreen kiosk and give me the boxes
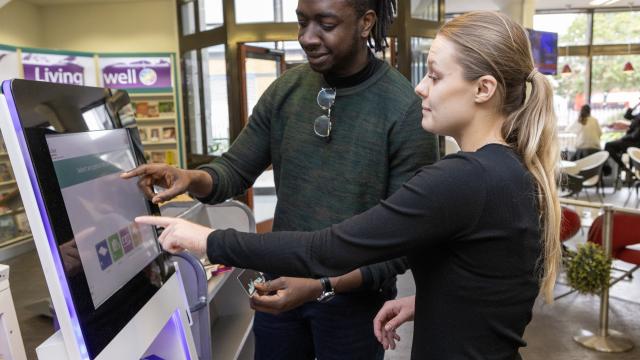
[0,79,196,360]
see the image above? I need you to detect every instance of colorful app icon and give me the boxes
[95,239,112,270]
[108,233,124,261]
[119,228,134,253]
[129,223,143,247]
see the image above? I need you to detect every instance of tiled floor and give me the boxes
[4,187,640,359]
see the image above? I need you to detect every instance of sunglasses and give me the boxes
[314,87,336,141]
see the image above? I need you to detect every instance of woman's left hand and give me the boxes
[373,295,416,350]
[135,216,213,258]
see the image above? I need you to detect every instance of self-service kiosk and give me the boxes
[0,79,197,360]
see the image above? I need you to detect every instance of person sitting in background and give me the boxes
[566,105,602,160]
[604,101,640,176]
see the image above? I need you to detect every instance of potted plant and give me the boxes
[566,242,612,295]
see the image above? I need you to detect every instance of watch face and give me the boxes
[318,291,335,303]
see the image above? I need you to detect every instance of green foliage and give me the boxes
[554,12,640,101]
[566,242,612,295]
[559,14,588,46]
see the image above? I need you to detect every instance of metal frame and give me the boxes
[176,0,443,165]
[559,198,638,353]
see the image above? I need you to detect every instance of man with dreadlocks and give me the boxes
[122,0,437,358]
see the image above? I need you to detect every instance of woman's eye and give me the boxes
[321,24,337,31]
[427,73,438,81]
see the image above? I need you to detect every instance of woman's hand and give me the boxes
[373,295,416,350]
[135,216,213,258]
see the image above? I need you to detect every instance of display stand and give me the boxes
[0,264,27,360]
[36,267,196,360]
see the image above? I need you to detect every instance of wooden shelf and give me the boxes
[136,114,176,122]
[0,180,16,187]
[129,92,174,98]
[0,207,25,217]
[0,234,32,248]
[0,152,8,156]
[142,140,176,146]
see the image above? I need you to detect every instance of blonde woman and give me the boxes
[136,11,561,359]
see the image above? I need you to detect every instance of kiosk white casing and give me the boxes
[0,264,27,360]
[0,91,197,360]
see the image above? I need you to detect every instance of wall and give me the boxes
[0,1,43,48]
[40,0,179,53]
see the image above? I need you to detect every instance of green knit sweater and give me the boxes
[200,61,438,290]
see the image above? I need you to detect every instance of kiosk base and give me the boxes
[0,264,27,360]
[36,265,196,360]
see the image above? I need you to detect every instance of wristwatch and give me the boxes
[316,277,335,303]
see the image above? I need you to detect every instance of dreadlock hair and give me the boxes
[348,0,397,52]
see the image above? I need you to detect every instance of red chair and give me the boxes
[588,213,640,283]
[561,206,581,242]
[555,207,583,300]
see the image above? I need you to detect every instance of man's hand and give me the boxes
[373,296,415,350]
[135,216,213,258]
[250,277,323,315]
[121,164,212,204]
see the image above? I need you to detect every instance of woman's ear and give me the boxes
[474,75,498,104]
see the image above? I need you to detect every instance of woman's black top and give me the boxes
[207,144,542,359]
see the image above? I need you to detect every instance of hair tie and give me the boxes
[526,69,538,82]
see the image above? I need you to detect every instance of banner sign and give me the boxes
[22,51,96,86]
[99,56,172,89]
[0,47,19,83]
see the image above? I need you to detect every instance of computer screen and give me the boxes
[3,79,168,358]
[527,28,558,75]
[46,129,160,309]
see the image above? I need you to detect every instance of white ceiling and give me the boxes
[447,0,640,13]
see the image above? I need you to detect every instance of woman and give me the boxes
[137,11,561,359]
[566,104,602,160]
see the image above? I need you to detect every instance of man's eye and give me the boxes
[321,24,337,31]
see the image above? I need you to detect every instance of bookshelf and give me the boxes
[0,134,32,251]
[128,83,181,168]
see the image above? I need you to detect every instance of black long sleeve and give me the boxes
[207,153,485,278]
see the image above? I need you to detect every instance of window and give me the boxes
[183,50,203,154]
[201,0,224,30]
[282,0,298,22]
[411,37,433,87]
[181,1,197,35]
[235,0,275,23]
[547,56,589,128]
[593,11,640,45]
[412,0,439,21]
[533,13,589,46]
[590,55,640,125]
[202,45,230,156]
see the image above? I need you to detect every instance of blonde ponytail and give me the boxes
[440,12,562,303]
[505,70,562,303]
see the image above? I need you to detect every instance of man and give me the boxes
[123,0,438,358]
[605,101,640,179]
